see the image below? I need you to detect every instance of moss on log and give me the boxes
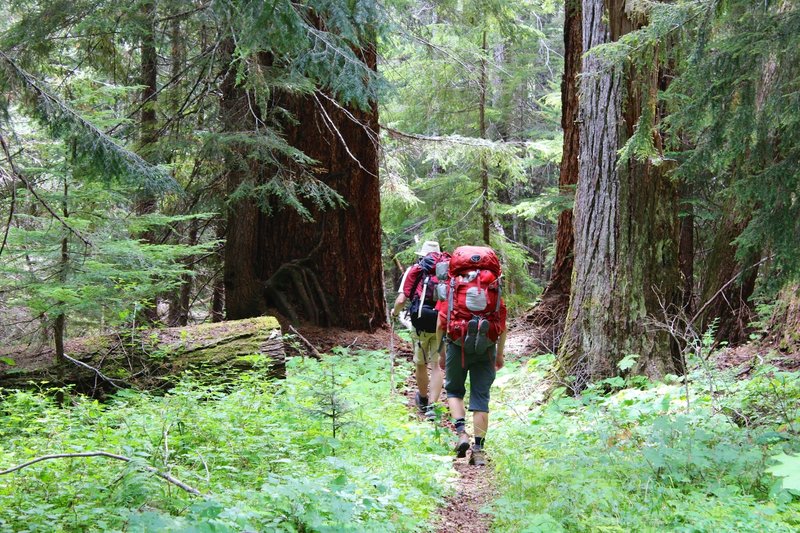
[0,317,285,397]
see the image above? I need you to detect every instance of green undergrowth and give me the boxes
[488,354,800,532]
[0,349,454,532]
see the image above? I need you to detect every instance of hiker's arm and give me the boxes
[390,293,407,318]
[495,329,507,370]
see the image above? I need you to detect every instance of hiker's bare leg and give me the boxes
[448,396,466,420]
[473,411,488,439]
[429,360,444,403]
[416,363,429,398]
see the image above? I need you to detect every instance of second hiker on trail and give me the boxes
[391,240,450,420]
[436,245,507,467]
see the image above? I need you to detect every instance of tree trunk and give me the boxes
[168,219,197,326]
[679,184,694,314]
[223,41,385,330]
[521,0,582,348]
[138,0,160,323]
[219,37,265,319]
[764,284,800,355]
[480,30,491,245]
[211,223,225,323]
[554,0,680,391]
[55,167,69,371]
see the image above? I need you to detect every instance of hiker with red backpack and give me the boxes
[435,245,507,466]
[390,240,449,419]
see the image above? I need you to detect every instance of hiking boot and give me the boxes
[424,403,438,421]
[469,446,487,466]
[415,392,428,415]
[454,431,470,458]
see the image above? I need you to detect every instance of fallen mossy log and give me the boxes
[0,317,285,397]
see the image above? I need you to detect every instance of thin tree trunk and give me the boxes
[140,1,157,150]
[523,0,582,346]
[138,0,160,323]
[679,184,694,314]
[168,219,197,326]
[211,223,225,323]
[554,0,679,391]
[480,30,490,245]
[55,174,69,370]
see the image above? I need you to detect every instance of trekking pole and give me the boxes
[388,309,396,396]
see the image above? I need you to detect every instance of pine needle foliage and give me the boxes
[0,51,175,194]
[380,0,565,306]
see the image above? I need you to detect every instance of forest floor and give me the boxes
[292,318,800,533]
[5,316,798,532]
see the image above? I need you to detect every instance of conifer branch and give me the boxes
[0,452,204,496]
[311,92,377,178]
[0,50,176,194]
[315,90,379,147]
[61,353,126,389]
[382,125,530,148]
[0,132,91,247]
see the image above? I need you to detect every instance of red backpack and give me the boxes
[443,246,506,357]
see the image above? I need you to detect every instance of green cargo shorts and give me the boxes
[444,339,496,412]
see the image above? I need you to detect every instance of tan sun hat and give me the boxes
[415,240,441,256]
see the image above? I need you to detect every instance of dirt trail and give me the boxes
[403,373,496,533]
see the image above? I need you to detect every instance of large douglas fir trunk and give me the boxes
[555,0,680,391]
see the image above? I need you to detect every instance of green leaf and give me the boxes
[0,357,16,366]
[766,453,800,494]
[617,353,639,372]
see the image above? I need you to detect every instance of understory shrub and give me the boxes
[0,350,454,532]
[488,354,800,532]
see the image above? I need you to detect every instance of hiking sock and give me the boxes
[418,395,429,406]
[474,436,485,449]
[454,417,466,434]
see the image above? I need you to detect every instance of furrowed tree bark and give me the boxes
[259,44,384,330]
[223,39,385,330]
[523,0,582,348]
[219,37,265,320]
[554,0,680,392]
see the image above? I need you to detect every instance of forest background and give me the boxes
[1,0,800,531]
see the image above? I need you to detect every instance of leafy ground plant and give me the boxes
[487,354,800,532]
[0,350,453,532]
